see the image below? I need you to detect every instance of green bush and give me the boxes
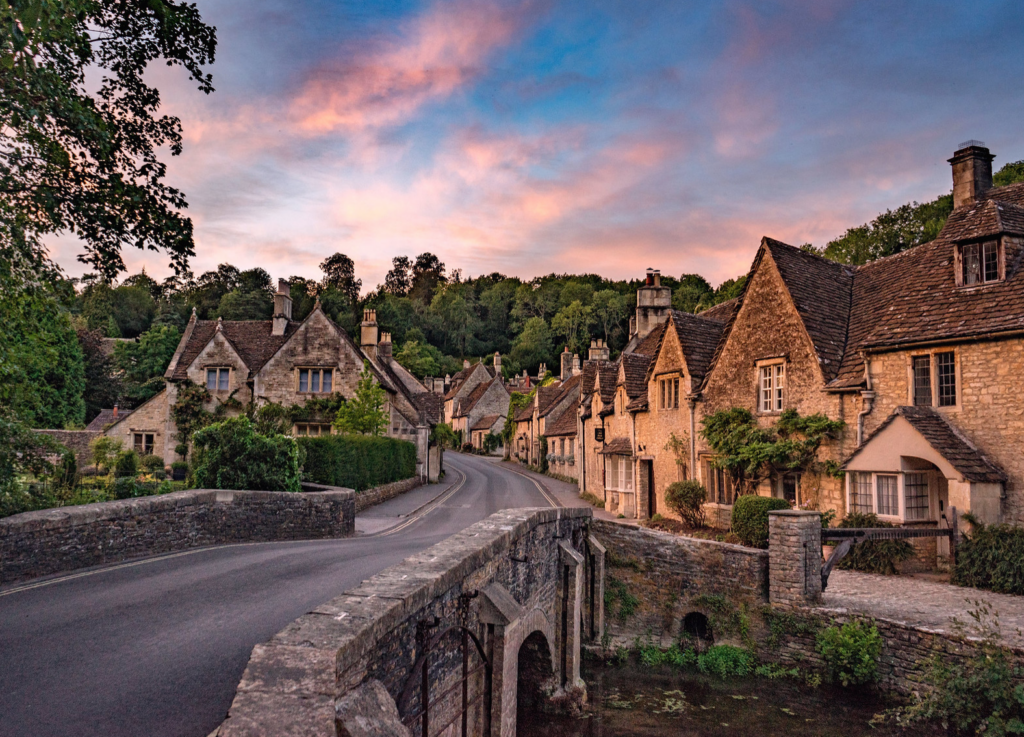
[139,454,164,474]
[836,512,913,575]
[113,450,139,478]
[730,494,791,548]
[697,645,754,678]
[51,450,77,488]
[952,522,1024,594]
[191,416,302,492]
[299,433,417,491]
[816,620,882,687]
[111,477,137,499]
[665,481,707,528]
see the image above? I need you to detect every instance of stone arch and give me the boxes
[682,611,713,647]
[516,630,556,726]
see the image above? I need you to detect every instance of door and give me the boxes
[646,461,656,518]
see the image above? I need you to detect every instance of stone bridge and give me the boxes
[217,507,603,737]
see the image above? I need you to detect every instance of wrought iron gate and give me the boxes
[820,506,959,590]
[397,616,492,737]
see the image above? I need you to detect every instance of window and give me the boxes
[298,368,334,393]
[133,433,154,455]
[851,473,873,513]
[294,423,332,437]
[912,356,931,406]
[606,456,633,491]
[936,352,956,407]
[780,474,799,504]
[962,241,1000,286]
[659,377,680,410]
[876,475,899,517]
[206,367,230,391]
[904,472,929,521]
[758,364,784,413]
[702,457,735,505]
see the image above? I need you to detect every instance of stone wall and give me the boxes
[34,429,100,469]
[352,476,422,513]
[218,507,597,737]
[592,520,768,647]
[102,388,171,463]
[0,487,355,585]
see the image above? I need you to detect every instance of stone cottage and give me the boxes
[102,284,442,482]
[577,142,1024,543]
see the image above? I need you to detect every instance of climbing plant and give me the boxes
[700,408,844,494]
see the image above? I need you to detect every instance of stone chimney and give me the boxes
[378,332,392,359]
[360,309,378,359]
[634,267,671,340]
[950,140,995,209]
[463,358,471,370]
[588,338,610,362]
[272,279,292,336]
[112,405,118,420]
[493,352,502,374]
[572,354,581,376]
[561,346,573,381]
[538,363,547,380]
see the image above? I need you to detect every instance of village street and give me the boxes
[0,454,582,737]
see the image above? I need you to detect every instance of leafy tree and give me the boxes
[236,267,273,295]
[591,289,626,343]
[216,288,272,320]
[0,406,58,493]
[287,276,318,322]
[383,255,412,296]
[187,264,241,318]
[80,280,156,337]
[673,274,714,313]
[89,435,123,474]
[823,196,953,265]
[365,292,415,345]
[114,325,180,407]
[320,253,361,307]
[551,300,593,355]
[509,317,553,376]
[709,275,746,307]
[409,252,446,304]
[559,281,594,308]
[169,380,213,458]
[0,0,217,279]
[333,361,388,436]
[994,159,1024,187]
[430,283,477,355]
[76,325,121,423]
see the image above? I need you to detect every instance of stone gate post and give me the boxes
[768,510,822,606]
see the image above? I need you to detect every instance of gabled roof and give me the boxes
[844,406,1005,483]
[545,407,578,437]
[539,373,581,418]
[86,408,133,432]
[168,319,299,380]
[414,392,443,425]
[455,379,493,417]
[941,198,1024,242]
[471,414,503,432]
[514,404,534,423]
[620,352,652,399]
[667,310,729,386]
[697,298,738,323]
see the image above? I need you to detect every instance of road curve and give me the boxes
[0,453,552,737]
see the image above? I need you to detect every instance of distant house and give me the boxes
[101,285,442,482]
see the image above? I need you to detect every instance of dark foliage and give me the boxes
[299,434,416,491]
[665,480,707,528]
[730,494,791,548]
[190,416,301,492]
[952,520,1024,594]
[835,512,913,575]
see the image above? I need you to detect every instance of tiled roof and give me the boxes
[536,384,564,415]
[668,310,729,385]
[599,437,632,455]
[86,408,133,431]
[941,199,1024,242]
[413,392,443,425]
[621,352,652,399]
[455,380,492,417]
[539,373,581,418]
[471,414,502,431]
[982,181,1024,208]
[697,298,739,323]
[169,319,298,380]
[764,238,854,382]
[633,322,666,356]
[625,395,648,411]
[545,407,578,437]
[845,406,1005,483]
[597,362,618,405]
[514,404,534,422]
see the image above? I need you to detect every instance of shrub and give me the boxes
[191,416,302,492]
[665,481,707,528]
[140,454,164,474]
[299,434,417,491]
[170,460,188,480]
[111,477,137,499]
[51,450,77,488]
[836,512,913,575]
[816,620,882,687]
[697,645,754,678]
[90,436,123,474]
[730,494,791,548]
[113,450,139,478]
[952,521,1024,594]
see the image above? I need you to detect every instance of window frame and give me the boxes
[657,374,682,410]
[701,455,736,505]
[845,471,935,523]
[957,239,1004,287]
[133,432,155,455]
[756,360,785,414]
[206,366,231,392]
[297,367,335,395]
[293,423,333,437]
[906,350,959,410]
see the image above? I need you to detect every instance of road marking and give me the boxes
[499,463,561,508]
[375,466,467,537]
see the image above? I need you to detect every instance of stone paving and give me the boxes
[824,569,1024,648]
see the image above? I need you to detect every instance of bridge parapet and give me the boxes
[218,506,597,737]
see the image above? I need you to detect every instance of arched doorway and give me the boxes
[517,630,555,727]
[682,612,713,648]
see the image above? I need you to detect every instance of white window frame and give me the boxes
[757,361,785,414]
[845,471,934,523]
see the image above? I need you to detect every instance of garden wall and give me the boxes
[353,476,422,512]
[0,486,355,585]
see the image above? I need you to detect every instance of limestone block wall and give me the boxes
[591,520,768,647]
[866,339,1024,524]
[218,507,596,737]
[0,487,355,585]
[102,388,171,463]
[185,331,253,408]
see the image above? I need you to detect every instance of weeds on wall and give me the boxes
[690,594,755,649]
[815,620,883,687]
[605,577,640,622]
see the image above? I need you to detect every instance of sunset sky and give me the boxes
[49,0,1024,291]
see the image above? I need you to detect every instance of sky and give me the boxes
[48,0,1024,291]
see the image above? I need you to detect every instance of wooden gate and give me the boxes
[398,616,492,737]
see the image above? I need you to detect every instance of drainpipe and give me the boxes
[687,397,698,481]
[856,352,876,447]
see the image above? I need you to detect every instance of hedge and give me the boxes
[730,494,791,548]
[953,523,1024,595]
[299,434,417,491]
[191,416,302,492]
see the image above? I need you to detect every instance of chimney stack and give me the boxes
[360,309,378,359]
[463,358,471,369]
[950,141,994,209]
[272,279,293,336]
[378,332,392,359]
[634,267,670,340]
[561,346,573,381]
[572,354,581,376]
[589,338,610,362]
[493,352,502,374]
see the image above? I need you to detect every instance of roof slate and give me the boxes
[545,407,578,437]
[169,320,299,380]
[668,310,730,385]
[86,408,133,432]
[599,437,633,455]
[471,414,502,431]
[845,406,1005,483]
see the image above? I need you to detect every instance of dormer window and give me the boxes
[959,240,1002,286]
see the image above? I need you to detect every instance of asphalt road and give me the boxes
[0,453,555,737]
